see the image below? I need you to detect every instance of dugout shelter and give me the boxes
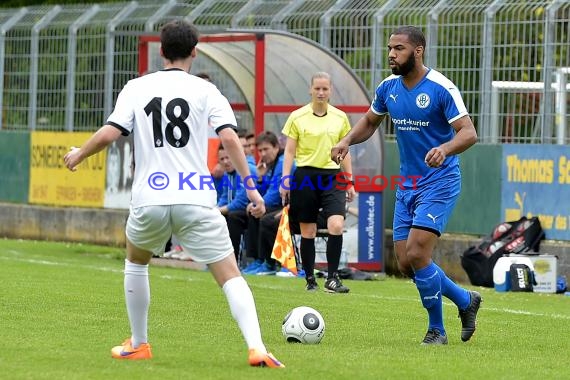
[139,29,385,271]
[139,29,371,136]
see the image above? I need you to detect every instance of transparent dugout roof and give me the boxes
[148,29,382,176]
[194,30,371,108]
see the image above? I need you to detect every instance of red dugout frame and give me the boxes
[138,33,383,272]
[138,33,369,137]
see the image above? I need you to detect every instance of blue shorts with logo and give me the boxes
[393,176,460,241]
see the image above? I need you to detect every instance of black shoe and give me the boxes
[458,290,482,342]
[324,273,350,293]
[421,329,448,345]
[305,276,319,291]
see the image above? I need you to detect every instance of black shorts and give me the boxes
[289,166,346,223]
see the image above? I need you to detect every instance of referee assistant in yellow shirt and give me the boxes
[280,72,356,293]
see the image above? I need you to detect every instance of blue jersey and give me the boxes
[371,69,468,188]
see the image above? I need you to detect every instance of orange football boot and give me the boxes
[111,338,152,360]
[248,348,285,368]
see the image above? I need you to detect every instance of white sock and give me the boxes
[222,276,266,353]
[124,259,150,348]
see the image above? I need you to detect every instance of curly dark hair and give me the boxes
[160,20,199,61]
[391,25,426,48]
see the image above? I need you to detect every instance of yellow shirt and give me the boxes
[282,104,351,169]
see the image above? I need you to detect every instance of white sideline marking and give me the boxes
[3,251,568,320]
[353,291,570,320]
[0,252,194,281]
[0,254,122,273]
[249,284,570,320]
[482,306,570,320]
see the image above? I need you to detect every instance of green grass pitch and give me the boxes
[0,238,569,379]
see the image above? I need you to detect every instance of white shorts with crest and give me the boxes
[126,204,233,264]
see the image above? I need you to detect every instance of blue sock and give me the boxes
[433,263,470,310]
[414,262,445,334]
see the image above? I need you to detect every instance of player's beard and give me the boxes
[391,53,415,76]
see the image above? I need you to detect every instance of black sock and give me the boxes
[300,237,315,278]
[326,234,343,279]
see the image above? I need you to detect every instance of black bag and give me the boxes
[461,216,545,287]
[509,263,535,292]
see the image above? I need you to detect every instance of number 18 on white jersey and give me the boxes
[107,69,237,208]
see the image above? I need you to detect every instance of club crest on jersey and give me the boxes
[416,93,430,109]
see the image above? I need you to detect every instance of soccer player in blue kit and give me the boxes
[332,26,481,345]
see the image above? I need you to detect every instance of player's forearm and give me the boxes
[340,152,353,180]
[442,125,477,156]
[78,125,121,161]
[282,143,296,177]
[343,114,380,146]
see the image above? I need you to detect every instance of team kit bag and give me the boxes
[509,263,535,292]
[461,216,545,287]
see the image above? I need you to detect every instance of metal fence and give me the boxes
[0,0,568,143]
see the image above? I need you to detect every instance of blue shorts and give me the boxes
[393,177,460,241]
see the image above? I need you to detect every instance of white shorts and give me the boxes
[126,204,233,264]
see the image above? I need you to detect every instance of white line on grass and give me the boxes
[4,252,568,320]
[482,306,570,320]
[350,288,570,320]
[0,252,195,281]
[0,254,122,273]
[248,282,570,320]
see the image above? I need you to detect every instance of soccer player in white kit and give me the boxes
[64,20,284,368]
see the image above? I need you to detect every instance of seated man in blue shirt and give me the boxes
[241,131,291,275]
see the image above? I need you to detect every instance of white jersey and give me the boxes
[107,69,237,208]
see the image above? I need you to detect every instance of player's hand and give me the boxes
[246,190,266,218]
[280,189,290,207]
[346,185,356,203]
[279,178,290,206]
[424,146,447,168]
[331,141,349,165]
[64,146,82,171]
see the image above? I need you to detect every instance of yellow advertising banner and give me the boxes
[29,131,106,207]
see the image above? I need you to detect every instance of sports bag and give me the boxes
[509,263,535,292]
[461,216,545,287]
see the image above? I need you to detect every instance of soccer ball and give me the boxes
[282,306,325,344]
